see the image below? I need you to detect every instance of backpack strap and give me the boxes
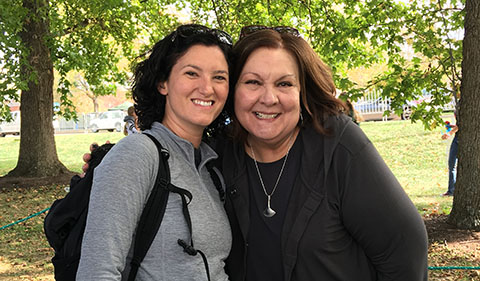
[128,133,222,281]
[127,133,171,281]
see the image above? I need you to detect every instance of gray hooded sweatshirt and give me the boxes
[76,122,231,281]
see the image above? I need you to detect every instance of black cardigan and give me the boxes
[217,114,428,281]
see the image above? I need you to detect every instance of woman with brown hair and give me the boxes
[218,27,428,281]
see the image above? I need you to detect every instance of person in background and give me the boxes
[76,24,233,281]
[124,106,140,135]
[441,110,459,196]
[218,26,428,281]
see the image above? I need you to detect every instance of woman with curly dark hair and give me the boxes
[77,24,233,281]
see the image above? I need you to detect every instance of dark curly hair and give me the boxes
[132,24,232,132]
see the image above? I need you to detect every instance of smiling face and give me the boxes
[234,47,301,147]
[158,44,229,140]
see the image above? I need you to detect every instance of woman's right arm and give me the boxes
[76,135,158,280]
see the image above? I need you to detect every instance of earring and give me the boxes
[299,110,304,126]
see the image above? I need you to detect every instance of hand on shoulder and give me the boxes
[80,141,111,177]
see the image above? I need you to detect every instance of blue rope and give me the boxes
[429,266,480,270]
[0,207,50,230]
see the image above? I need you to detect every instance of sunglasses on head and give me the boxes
[240,25,300,39]
[171,24,233,46]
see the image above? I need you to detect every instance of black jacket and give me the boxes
[217,114,428,281]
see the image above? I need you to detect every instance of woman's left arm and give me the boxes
[341,141,428,281]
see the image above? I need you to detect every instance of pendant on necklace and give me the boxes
[263,195,276,217]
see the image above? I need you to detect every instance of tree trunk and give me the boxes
[7,0,69,177]
[448,0,480,230]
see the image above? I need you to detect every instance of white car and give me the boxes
[0,111,21,137]
[89,111,126,133]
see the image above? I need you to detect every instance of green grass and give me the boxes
[0,120,462,280]
[359,119,454,215]
[0,132,124,176]
[0,120,454,215]
[0,121,454,215]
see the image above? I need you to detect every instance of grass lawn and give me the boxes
[359,119,455,216]
[0,132,125,176]
[1,118,470,280]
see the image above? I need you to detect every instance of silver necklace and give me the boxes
[250,140,292,218]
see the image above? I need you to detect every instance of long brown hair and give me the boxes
[227,29,346,142]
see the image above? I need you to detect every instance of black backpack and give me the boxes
[44,133,224,281]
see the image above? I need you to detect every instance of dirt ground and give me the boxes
[425,214,480,262]
[1,174,479,279]
[0,173,75,189]
[426,214,480,245]
[1,175,479,248]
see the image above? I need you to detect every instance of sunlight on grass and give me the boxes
[359,119,454,215]
[0,137,20,176]
[0,119,455,215]
[55,132,124,173]
[0,132,124,176]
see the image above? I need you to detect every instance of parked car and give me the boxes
[89,111,126,133]
[0,111,21,137]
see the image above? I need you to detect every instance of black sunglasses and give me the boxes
[171,24,233,46]
[240,25,300,39]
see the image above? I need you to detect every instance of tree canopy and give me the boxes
[1,0,179,120]
[1,0,464,127]
[184,0,464,129]
[1,0,478,228]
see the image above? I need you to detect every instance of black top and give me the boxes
[220,115,429,281]
[194,148,202,168]
[245,135,303,281]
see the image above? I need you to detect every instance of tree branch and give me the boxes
[210,0,224,30]
[437,0,462,102]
